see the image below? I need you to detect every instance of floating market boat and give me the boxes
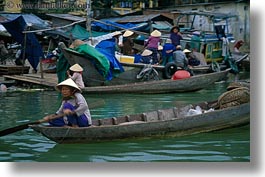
[31,97,250,144]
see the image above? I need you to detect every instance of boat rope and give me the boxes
[57,127,71,144]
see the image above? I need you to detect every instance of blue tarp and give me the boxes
[0,13,50,29]
[2,16,44,71]
[95,39,124,80]
[91,20,148,32]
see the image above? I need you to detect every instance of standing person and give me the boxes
[161,39,175,66]
[190,31,201,52]
[67,63,85,89]
[122,30,135,55]
[170,26,183,47]
[144,29,161,64]
[172,45,188,69]
[43,78,92,127]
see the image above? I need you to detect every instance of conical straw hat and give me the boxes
[183,49,191,53]
[141,49,153,56]
[123,30,134,37]
[150,30,161,37]
[70,64,83,72]
[55,78,81,92]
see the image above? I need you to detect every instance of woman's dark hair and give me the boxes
[170,26,180,33]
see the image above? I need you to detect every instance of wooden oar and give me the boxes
[0,113,65,137]
[0,99,105,137]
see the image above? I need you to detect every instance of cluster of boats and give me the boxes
[25,39,250,143]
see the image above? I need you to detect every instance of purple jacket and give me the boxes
[170,33,183,46]
[145,36,160,49]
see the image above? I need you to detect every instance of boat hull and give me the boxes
[81,69,230,94]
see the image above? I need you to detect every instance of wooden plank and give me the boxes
[3,73,57,87]
[0,65,30,75]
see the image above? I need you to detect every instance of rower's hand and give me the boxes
[43,115,54,122]
[63,109,74,115]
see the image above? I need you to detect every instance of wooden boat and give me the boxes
[30,100,250,144]
[82,69,230,94]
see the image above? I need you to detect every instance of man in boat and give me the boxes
[43,78,92,127]
[172,45,188,69]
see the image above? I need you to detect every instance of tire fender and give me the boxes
[163,62,178,79]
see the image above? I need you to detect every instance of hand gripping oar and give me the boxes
[0,99,105,137]
[0,114,65,137]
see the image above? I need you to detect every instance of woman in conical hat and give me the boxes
[43,78,92,127]
[140,49,153,64]
[122,30,135,55]
[144,29,161,64]
[67,63,85,89]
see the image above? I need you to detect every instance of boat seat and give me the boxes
[157,108,176,121]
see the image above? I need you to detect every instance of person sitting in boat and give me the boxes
[144,30,161,64]
[121,30,135,55]
[172,45,188,69]
[161,39,175,66]
[67,64,85,89]
[233,40,244,53]
[139,49,153,64]
[183,49,200,66]
[170,26,183,47]
[112,31,123,52]
[43,78,92,127]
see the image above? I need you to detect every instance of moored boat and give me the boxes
[81,68,230,94]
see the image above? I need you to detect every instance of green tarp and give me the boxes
[66,25,108,40]
[73,44,110,79]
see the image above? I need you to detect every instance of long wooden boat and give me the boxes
[31,100,250,144]
[82,69,230,94]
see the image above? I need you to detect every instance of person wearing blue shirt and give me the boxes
[161,39,176,66]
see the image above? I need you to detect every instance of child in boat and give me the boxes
[67,63,85,89]
[43,78,92,127]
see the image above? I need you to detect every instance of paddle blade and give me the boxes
[0,121,40,137]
